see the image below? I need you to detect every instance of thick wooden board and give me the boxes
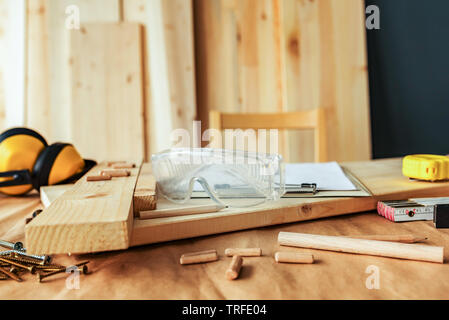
[38,159,449,249]
[40,163,156,216]
[25,162,141,255]
[130,158,449,246]
[70,23,145,162]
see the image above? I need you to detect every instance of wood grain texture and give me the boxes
[123,0,197,156]
[70,22,145,162]
[194,0,371,162]
[46,0,121,142]
[40,163,156,217]
[0,69,4,130]
[278,232,444,263]
[26,162,141,254]
[133,162,156,216]
[208,109,328,161]
[130,158,449,247]
[26,0,51,137]
[37,159,449,250]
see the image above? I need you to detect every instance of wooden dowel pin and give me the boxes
[87,175,111,182]
[278,232,444,263]
[346,234,427,243]
[101,169,130,177]
[226,255,243,280]
[180,249,218,265]
[106,161,126,166]
[140,204,225,220]
[225,248,261,257]
[274,252,314,264]
[112,163,136,169]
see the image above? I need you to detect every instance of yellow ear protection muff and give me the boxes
[0,128,96,196]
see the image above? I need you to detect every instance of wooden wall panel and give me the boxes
[46,0,121,142]
[0,0,26,131]
[26,0,51,137]
[0,70,4,131]
[25,0,197,161]
[195,0,372,162]
[70,23,145,162]
[26,0,121,142]
[123,0,197,155]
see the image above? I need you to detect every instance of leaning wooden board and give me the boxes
[38,158,449,252]
[70,23,145,162]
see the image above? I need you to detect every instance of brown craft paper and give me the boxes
[1,193,449,299]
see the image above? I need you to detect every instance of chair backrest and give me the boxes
[208,109,328,162]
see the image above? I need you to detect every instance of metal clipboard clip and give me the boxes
[297,183,317,194]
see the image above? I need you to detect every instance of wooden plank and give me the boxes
[133,162,156,215]
[194,0,371,162]
[38,159,449,249]
[69,22,145,162]
[26,0,51,138]
[40,184,71,208]
[40,163,156,215]
[46,0,121,142]
[123,0,197,156]
[25,161,141,254]
[130,158,449,246]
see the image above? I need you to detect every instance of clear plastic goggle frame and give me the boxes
[151,148,285,208]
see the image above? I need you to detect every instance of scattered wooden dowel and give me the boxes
[278,232,444,263]
[106,161,126,167]
[140,204,225,219]
[274,252,314,264]
[100,169,131,177]
[87,175,111,182]
[226,255,243,280]
[112,163,136,169]
[225,248,261,257]
[180,249,218,265]
[346,234,428,243]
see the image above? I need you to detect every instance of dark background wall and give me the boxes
[366,0,449,158]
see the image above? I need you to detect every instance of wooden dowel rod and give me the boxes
[180,249,218,265]
[140,204,225,219]
[345,234,427,243]
[274,252,314,264]
[225,248,261,257]
[101,169,130,177]
[112,163,136,169]
[87,175,111,182]
[225,255,243,280]
[278,232,444,263]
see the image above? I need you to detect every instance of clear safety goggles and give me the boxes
[151,148,285,208]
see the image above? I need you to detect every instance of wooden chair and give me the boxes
[208,109,328,162]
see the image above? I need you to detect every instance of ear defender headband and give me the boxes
[0,128,96,196]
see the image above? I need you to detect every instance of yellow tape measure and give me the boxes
[403,154,449,181]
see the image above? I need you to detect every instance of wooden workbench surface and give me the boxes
[1,158,449,299]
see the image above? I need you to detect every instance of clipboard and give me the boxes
[282,167,372,198]
[190,165,371,199]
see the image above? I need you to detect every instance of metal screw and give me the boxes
[38,263,89,282]
[11,250,51,265]
[0,266,22,282]
[0,257,36,274]
[0,239,24,251]
[32,209,43,218]
[37,268,66,282]
[4,255,50,267]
